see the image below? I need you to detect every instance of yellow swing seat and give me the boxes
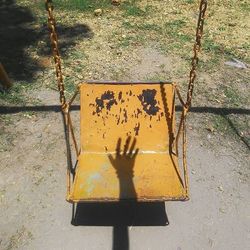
[67,82,187,202]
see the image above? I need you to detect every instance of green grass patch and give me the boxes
[138,23,162,32]
[165,20,187,32]
[0,84,28,105]
[123,5,145,16]
[145,73,167,82]
[240,2,250,12]
[184,0,195,4]
[212,113,250,147]
[122,21,135,29]
[51,0,110,11]
[199,57,220,71]
[213,114,232,133]
[122,21,161,33]
[222,85,243,107]
[223,43,250,63]
[119,35,142,47]
[203,37,222,54]
[164,20,192,43]
[122,1,148,16]
[64,77,78,97]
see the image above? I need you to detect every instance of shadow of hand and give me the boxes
[108,137,139,179]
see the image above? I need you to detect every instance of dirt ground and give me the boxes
[0,1,250,249]
[0,88,249,250]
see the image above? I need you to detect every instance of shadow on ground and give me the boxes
[73,202,168,250]
[0,0,93,82]
[0,104,249,148]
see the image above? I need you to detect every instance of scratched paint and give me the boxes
[118,91,122,101]
[134,108,142,118]
[86,173,102,195]
[95,91,118,113]
[116,106,129,125]
[81,84,175,153]
[92,89,161,135]
[138,89,160,116]
[101,163,109,171]
[93,90,162,128]
[134,122,140,136]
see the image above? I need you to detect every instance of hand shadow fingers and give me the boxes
[128,137,137,157]
[116,138,122,157]
[123,136,131,155]
[108,154,115,165]
[133,148,139,159]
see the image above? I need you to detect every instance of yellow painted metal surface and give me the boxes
[80,83,175,152]
[68,82,187,202]
[69,152,186,202]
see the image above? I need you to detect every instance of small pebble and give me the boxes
[94,9,103,16]
[219,208,226,213]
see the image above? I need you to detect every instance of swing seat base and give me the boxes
[67,152,188,202]
[66,82,188,203]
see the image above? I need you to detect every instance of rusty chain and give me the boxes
[186,0,207,110]
[45,0,66,110]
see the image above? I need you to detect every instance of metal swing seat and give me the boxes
[69,82,187,202]
[45,0,207,203]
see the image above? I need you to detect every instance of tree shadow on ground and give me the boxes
[0,0,93,82]
[1,105,248,148]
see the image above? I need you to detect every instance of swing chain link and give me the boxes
[45,0,66,110]
[186,0,207,110]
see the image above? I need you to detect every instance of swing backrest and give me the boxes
[80,82,176,153]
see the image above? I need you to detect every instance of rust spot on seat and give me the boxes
[95,91,117,113]
[134,122,140,136]
[123,108,128,123]
[135,108,142,118]
[118,91,122,101]
[138,89,160,116]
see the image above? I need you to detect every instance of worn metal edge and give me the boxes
[66,196,189,203]
[79,81,174,85]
